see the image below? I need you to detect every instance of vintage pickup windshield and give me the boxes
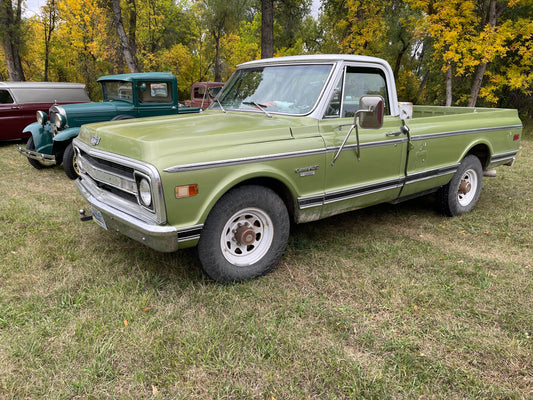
[213,64,333,115]
[101,81,133,103]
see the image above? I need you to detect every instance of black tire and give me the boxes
[111,114,135,121]
[26,136,55,170]
[437,154,483,216]
[63,142,79,180]
[197,185,290,282]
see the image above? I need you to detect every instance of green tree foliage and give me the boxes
[1,0,531,117]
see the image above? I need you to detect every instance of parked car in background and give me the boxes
[18,72,201,179]
[0,81,89,141]
[186,82,224,109]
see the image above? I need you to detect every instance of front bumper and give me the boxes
[17,145,56,165]
[75,177,181,252]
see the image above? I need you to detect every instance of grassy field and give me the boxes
[1,131,531,399]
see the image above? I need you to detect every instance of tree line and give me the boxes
[1,0,531,117]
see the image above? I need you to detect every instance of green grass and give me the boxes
[1,132,531,399]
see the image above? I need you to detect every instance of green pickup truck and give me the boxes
[73,55,522,282]
[18,72,200,179]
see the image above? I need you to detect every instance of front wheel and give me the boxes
[437,154,483,216]
[63,142,79,180]
[197,185,290,282]
[25,137,55,170]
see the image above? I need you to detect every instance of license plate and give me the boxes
[90,206,107,230]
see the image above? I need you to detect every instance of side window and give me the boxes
[138,82,172,103]
[193,86,205,99]
[325,66,390,118]
[0,89,14,104]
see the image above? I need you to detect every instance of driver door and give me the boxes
[318,65,408,219]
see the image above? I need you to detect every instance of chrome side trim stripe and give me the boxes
[490,150,519,163]
[164,124,521,174]
[411,125,522,141]
[404,164,458,184]
[164,138,408,173]
[324,178,404,204]
[177,225,204,243]
[298,164,458,209]
[164,148,327,173]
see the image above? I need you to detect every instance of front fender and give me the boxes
[54,127,81,142]
[23,122,54,154]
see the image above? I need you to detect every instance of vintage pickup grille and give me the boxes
[74,139,167,224]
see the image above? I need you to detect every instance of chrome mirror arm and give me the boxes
[331,108,372,166]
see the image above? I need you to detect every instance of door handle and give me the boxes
[386,130,402,136]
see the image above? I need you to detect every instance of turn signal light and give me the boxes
[175,184,199,199]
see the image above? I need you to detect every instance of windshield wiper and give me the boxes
[242,101,272,118]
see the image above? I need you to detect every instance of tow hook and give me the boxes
[79,209,93,221]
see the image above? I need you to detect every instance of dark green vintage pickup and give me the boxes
[73,55,522,282]
[18,72,200,179]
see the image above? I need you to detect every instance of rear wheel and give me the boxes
[437,155,483,216]
[197,185,290,282]
[25,137,55,170]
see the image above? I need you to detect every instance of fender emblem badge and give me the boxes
[90,136,101,146]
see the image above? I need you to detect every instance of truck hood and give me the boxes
[77,111,320,169]
[58,101,129,127]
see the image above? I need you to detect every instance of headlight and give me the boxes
[138,178,152,207]
[36,111,48,125]
[55,114,66,129]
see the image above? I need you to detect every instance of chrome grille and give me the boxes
[74,139,167,224]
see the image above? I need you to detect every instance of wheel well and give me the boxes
[467,144,490,169]
[233,178,296,220]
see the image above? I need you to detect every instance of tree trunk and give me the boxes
[214,33,222,82]
[468,0,507,107]
[111,0,139,73]
[393,38,408,80]
[445,62,452,107]
[261,0,274,58]
[0,0,25,81]
[43,0,57,82]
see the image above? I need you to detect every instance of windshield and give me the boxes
[101,81,133,102]
[212,64,333,115]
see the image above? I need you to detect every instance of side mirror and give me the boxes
[357,95,384,129]
[331,95,385,166]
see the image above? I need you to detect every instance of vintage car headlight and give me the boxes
[54,114,66,129]
[36,111,48,125]
[138,178,152,207]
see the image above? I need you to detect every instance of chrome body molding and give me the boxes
[164,138,408,174]
[162,126,520,175]
[410,125,523,141]
[297,164,458,209]
[488,150,519,168]
[403,164,459,184]
[16,145,56,164]
[163,148,327,173]
[177,225,204,243]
